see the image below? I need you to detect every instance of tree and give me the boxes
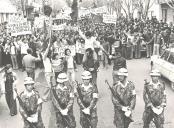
[9,0,23,13]
[137,0,156,20]
[118,0,139,19]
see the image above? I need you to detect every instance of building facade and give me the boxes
[139,0,174,24]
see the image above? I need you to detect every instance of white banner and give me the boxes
[91,6,108,14]
[52,23,66,31]
[54,45,76,57]
[8,15,27,24]
[7,21,32,36]
[103,14,117,24]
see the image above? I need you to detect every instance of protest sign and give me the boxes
[91,6,108,14]
[54,45,76,57]
[52,23,66,31]
[7,15,32,36]
[8,15,27,24]
[7,21,32,36]
[103,14,117,24]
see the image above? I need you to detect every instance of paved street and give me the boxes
[0,58,174,128]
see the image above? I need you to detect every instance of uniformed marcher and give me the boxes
[111,68,136,128]
[143,69,166,128]
[83,48,99,85]
[2,64,17,116]
[76,71,98,128]
[109,51,127,84]
[19,77,45,128]
[52,73,76,128]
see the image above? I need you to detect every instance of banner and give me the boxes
[7,22,32,36]
[54,45,76,57]
[103,14,117,24]
[8,15,27,24]
[52,23,66,31]
[79,9,91,17]
[7,15,31,36]
[91,6,108,14]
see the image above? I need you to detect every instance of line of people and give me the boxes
[0,62,166,128]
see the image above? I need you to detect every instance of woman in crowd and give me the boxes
[64,48,77,82]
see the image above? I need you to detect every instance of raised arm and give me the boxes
[43,42,51,60]
[78,29,86,40]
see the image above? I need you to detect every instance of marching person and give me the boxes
[78,28,107,61]
[76,71,98,128]
[64,48,77,82]
[52,73,76,128]
[42,42,56,101]
[109,51,127,84]
[1,64,17,116]
[152,29,164,55]
[83,48,99,85]
[19,77,45,128]
[111,68,136,128]
[22,48,41,80]
[143,69,166,128]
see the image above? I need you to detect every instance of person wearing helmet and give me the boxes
[19,77,44,128]
[1,64,17,116]
[52,73,76,128]
[111,68,136,128]
[143,69,166,128]
[109,51,127,84]
[77,71,98,128]
[83,48,99,85]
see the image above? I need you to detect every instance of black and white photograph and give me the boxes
[0,0,174,128]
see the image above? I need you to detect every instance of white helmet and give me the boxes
[150,69,161,77]
[57,73,68,83]
[117,68,128,76]
[81,71,92,80]
[24,77,35,85]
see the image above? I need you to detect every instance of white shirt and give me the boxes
[43,57,52,72]
[84,37,96,50]
[14,41,20,51]
[76,40,82,53]
[20,43,29,54]
[94,40,100,48]
[79,30,99,50]
[67,56,74,69]
[10,45,16,55]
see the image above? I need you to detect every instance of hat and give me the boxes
[24,77,35,85]
[57,73,68,83]
[150,69,161,77]
[117,68,128,76]
[81,71,92,79]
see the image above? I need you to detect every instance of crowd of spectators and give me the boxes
[0,15,174,70]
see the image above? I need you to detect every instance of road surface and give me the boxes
[0,58,174,128]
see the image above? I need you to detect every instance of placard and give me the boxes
[103,14,117,24]
[54,45,76,57]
